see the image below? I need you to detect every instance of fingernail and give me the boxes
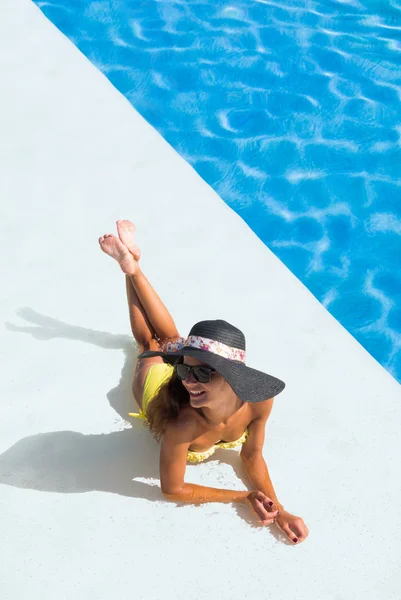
[268,501,273,506]
[293,538,298,543]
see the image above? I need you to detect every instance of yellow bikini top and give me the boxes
[186,429,248,463]
[128,363,249,463]
[129,407,248,463]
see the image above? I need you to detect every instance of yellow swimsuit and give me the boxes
[129,363,248,463]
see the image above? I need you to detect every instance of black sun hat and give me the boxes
[139,319,285,402]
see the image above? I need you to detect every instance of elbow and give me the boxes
[161,484,185,501]
[240,450,263,464]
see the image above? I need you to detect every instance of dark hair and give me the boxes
[144,368,190,442]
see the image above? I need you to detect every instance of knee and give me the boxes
[140,338,162,353]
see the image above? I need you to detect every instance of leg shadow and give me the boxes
[2,308,161,499]
[5,307,138,421]
[0,421,163,500]
[3,309,288,536]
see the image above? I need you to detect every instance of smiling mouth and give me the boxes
[189,390,206,398]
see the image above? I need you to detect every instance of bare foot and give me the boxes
[98,233,138,275]
[116,220,141,261]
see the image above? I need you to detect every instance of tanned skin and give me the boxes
[98,220,309,545]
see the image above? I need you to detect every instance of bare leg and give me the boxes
[99,227,180,406]
[99,229,180,343]
[117,220,180,343]
[98,232,155,345]
[128,270,179,342]
[125,275,155,350]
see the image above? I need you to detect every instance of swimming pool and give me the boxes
[34,0,401,383]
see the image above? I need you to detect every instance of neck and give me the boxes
[198,395,244,426]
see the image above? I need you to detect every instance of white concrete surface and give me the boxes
[1,1,400,599]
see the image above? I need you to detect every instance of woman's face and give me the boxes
[180,356,234,408]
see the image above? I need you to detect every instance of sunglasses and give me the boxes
[175,363,216,384]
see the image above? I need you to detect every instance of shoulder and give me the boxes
[240,398,275,458]
[248,397,275,422]
[163,405,205,441]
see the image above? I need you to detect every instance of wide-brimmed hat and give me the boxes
[139,319,285,402]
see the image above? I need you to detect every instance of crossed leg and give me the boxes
[99,220,181,409]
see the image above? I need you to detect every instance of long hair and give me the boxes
[144,368,190,442]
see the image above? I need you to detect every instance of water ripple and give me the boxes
[34,0,401,384]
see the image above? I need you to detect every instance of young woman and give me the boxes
[99,220,309,545]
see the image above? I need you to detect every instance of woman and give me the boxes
[99,220,309,545]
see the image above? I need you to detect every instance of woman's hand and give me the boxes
[275,510,309,544]
[245,491,279,525]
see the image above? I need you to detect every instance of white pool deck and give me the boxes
[1,1,400,599]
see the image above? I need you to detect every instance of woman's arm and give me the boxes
[160,410,279,524]
[160,415,249,504]
[164,483,249,504]
[240,399,285,511]
[241,452,284,511]
[241,401,309,543]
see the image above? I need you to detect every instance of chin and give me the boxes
[189,393,208,407]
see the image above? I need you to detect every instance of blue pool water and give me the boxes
[35,0,401,383]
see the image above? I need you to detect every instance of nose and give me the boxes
[184,371,199,387]
[185,371,198,385]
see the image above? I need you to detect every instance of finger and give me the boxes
[262,517,276,526]
[262,497,277,513]
[289,522,308,542]
[263,510,279,525]
[254,499,269,521]
[254,492,276,511]
[261,510,278,526]
[275,520,299,544]
[255,500,277,522]
[252,493,277,522]
[255,500,279,523]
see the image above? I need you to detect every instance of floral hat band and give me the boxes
[140,320,286,403]
[163,335,246,363]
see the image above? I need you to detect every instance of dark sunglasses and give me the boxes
[175,363,216,383]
